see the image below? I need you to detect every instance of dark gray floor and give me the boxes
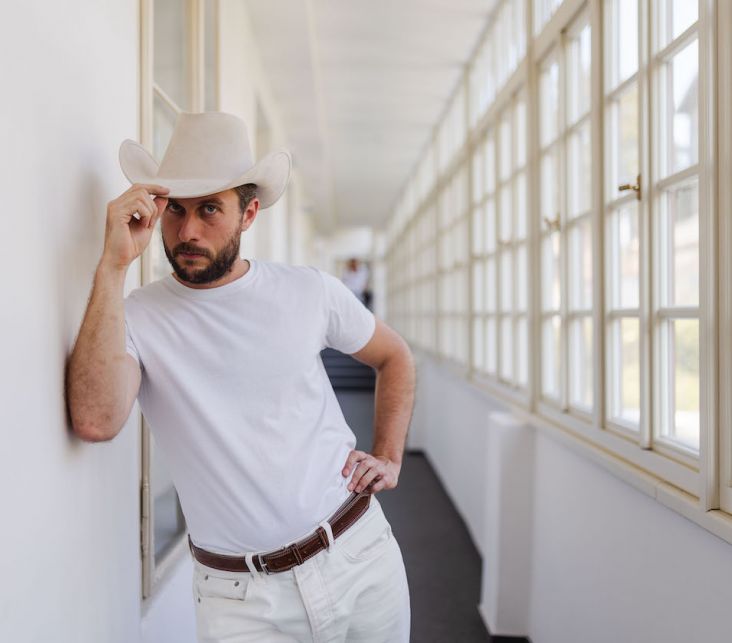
[335,389,491,643]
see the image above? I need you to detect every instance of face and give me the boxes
[161,189,257,285]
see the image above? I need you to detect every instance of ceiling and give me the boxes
[245,0,495,232]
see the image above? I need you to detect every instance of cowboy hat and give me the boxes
[118,111,291,209]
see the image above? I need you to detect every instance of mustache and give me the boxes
[175,246,209,257]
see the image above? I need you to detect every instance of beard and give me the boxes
[163,222,243,285]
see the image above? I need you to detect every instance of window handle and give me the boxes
[543,215,561,232]
[618,174,641,200]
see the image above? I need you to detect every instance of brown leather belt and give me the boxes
[188,491,372,574]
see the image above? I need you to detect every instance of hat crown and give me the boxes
[156,112,254,180]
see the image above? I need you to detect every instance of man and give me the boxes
[66,112,415,642]
[341,257,370,307]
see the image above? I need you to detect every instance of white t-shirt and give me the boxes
[123,258,376,554]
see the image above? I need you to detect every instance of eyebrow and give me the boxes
[168,197,224,206]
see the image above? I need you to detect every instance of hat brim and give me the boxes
[118,140,292,210]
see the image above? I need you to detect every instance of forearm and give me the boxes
[371,347,416,465]
[66,261,131,440]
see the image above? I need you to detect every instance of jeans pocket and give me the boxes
[193,567,252,603]
[337,510,393,563]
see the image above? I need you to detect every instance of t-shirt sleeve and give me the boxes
[319,269,376,354]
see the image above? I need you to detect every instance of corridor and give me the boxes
[337,389,490,642]
[5,1,732,642]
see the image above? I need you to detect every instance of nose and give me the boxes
[177,211,203,243]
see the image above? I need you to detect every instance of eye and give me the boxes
[203,204,218,214]
[167,202,182,213]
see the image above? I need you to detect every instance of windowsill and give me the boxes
[413,347,732,548]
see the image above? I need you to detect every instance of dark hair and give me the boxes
[234,183,257,213]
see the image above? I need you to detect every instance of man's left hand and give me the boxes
[342,450,401,494]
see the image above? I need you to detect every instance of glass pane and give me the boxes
[542,315,561,399]
[567,122,592,218]
[151,434,186,561]
[568,217,593,311]
[659,319,699,450]
[500,250,514,312]
[500,317,514,381]
[658,39,699,177]
[657,0,698,50]
[500,185,512,242]
[472,207,484,255]
[517,316,528,387]
[204,0,217,110]
[486,258,497,312]
[567,22,592,124]
[486,317,497,374]
[608,317,640,427]
[473,261,484,312]
[499,115,512,181]
[517,243,528,312]
[473,148,484,205]
[659,180,699,307]
[605,0,639,91]
[540,58,560,147]
[515,172,528,239]
[569,316,594,410]
[473,318,485,371]
[606,83,639,198]
[485,136,496,194]
[515,94,527,168]
[607,203,640,309]
[485,199,497,253]
[540,148,559,222]
[542,232,561,311]
[514,0,527,62]
[154,0,191,110]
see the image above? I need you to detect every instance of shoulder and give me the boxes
[123,277,170,313]
[258,260,326,288]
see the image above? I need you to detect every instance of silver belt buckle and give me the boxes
[257,553,272,574]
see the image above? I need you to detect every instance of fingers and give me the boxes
[130,183,170,196]
[130,196,155,227]
[153,195,169,217]
[347,455,383,493]
[342,449,366,478]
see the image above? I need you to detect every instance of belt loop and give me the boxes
[318,520,335,552]
[245,552,262,581]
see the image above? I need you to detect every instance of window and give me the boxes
[538,11,593,416]
[438,165,470,364]
[385,0,721,538]
[140,0,219,599]
[651,0,700,454]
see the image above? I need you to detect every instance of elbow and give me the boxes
[382,337,415,373]
[71,417,120,443]
[66,391,125,443]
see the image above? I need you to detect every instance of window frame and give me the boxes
[138,0,219,601]
[385,0,732,540]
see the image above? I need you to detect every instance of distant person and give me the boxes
[342,257,371,308]
[66,111,414,642]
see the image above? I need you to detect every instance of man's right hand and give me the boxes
[101,183,170,271]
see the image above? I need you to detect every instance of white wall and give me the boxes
[0,2,145,642]
[410,351,732,643]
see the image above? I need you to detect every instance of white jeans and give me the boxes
[190,496,411,642]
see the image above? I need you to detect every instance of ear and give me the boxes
[241,198,260,232]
